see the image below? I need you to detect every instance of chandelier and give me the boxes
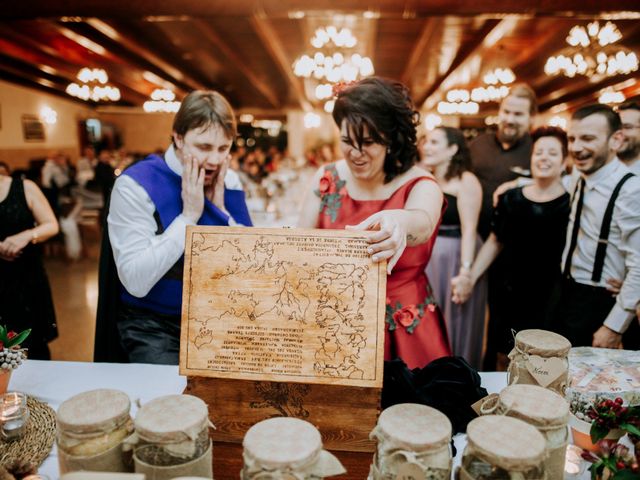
[438,90,480,115]
[143,89,181,113]
[66,68,121,102]
[598,89,626,104]
[544,21,638,77]
[292,24,374,112]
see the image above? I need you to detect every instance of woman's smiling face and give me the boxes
[340,120,387,182]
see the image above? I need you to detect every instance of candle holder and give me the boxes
[1,391,30,441]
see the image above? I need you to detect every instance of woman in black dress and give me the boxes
[451,127,570,368]
[0,162,59,359]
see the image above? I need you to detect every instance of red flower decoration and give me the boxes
[427,303,436,313]
[393,305,419,328]
[7,331,16,340]
[318,170,333,194]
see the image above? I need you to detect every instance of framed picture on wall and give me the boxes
[22,114,45,141]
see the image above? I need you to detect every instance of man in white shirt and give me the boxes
[551,104,640,349]
[95,90,252,364]
[618,101,640,175]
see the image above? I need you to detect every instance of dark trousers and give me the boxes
[117,305,181,365]
[548,278,640,349]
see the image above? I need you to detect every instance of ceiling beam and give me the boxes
[3,1,640,19]
[0,29,148,104]
[401,18,438,88]
[0,67,92,105]
[250,13,312,111]
[538,74,639,111]
[416,18,503,107]
[192,19,280,108]
[52,20,200,94]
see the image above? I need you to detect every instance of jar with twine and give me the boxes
[132,394,212,480]
[56,388,134,473]
[507,329,571,396]
[241,417,346,479]
[479,384,569,480]
[457,415,547,480]
[369,403,452,480]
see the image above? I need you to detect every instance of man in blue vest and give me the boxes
[98,90,252,364]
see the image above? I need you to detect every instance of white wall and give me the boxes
[0,80,93,168]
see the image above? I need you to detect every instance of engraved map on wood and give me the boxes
[180,226,386,388]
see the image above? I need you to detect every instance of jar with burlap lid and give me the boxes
[457,415,547,479]
[481,384,569,480]
[241,417,346,479]
[507,329,571,396]
[369,403,452,480]
[133,394,212,480]
[56,388,134,473]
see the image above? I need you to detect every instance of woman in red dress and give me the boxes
[299,77,451,369]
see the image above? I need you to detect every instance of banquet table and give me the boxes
[8,360,590,479]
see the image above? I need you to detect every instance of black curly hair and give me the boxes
[332,77,420,183]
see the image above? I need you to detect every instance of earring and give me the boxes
[387,147,391,154]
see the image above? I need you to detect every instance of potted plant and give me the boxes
[580,397,640,479]
[0,325,30,394]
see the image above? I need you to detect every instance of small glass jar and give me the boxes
[0,391,29,441]
[56,388,134,473]
[133,394,212,480]
[369,403,452,480]
[498,384,569,479]
[242,417,346,479]
[457,415,547,480]
[508,329,571,396]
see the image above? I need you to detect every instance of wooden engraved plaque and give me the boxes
[179,226,386,389]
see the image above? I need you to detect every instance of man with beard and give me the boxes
[551,104,640,350]
[97,91,252,364]
[618,101,640,174]
[470,84,537,239]
[469,84,536,370]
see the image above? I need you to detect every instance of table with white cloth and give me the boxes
[9,360,590,479]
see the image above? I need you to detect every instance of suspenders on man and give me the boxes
[550,172,639,348]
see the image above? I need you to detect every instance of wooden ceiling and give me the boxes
[1,1,639,116]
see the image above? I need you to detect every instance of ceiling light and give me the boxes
[545,21,638,78]
[66,68,120,102]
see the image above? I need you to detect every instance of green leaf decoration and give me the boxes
[590,422,610,443]
[8,329,31,348]
[620,422,640,437]
[613,470,640,479]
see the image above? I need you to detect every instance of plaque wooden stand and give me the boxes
[180,227,386,478]
[185,378,380,478]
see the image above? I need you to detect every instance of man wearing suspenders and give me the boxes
[552,104,640,350]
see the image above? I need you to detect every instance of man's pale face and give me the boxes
[568,114,618,175]
[618,109,640,161]
[497,95,532,145]
[173,124,232,187]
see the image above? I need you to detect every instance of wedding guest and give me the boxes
[299,77,451,369]
[452,127,570,369]
[421,127,485,369]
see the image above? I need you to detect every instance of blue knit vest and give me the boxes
[120,154,252,315]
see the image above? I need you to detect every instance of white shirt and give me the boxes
[562,158,640,333]
[625,158,640,175]
[108,146,244,298]
[41,159,71,189]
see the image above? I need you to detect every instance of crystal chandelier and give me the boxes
[544,21,638,78]
[66,68,121,102]
[143,89,181,113]
[292,24,374,112]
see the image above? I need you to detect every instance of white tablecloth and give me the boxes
[9,361,588,479]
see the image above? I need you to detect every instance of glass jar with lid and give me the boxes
[56,388,134,472]
[133,394,212,480]
[369,403,452,480]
